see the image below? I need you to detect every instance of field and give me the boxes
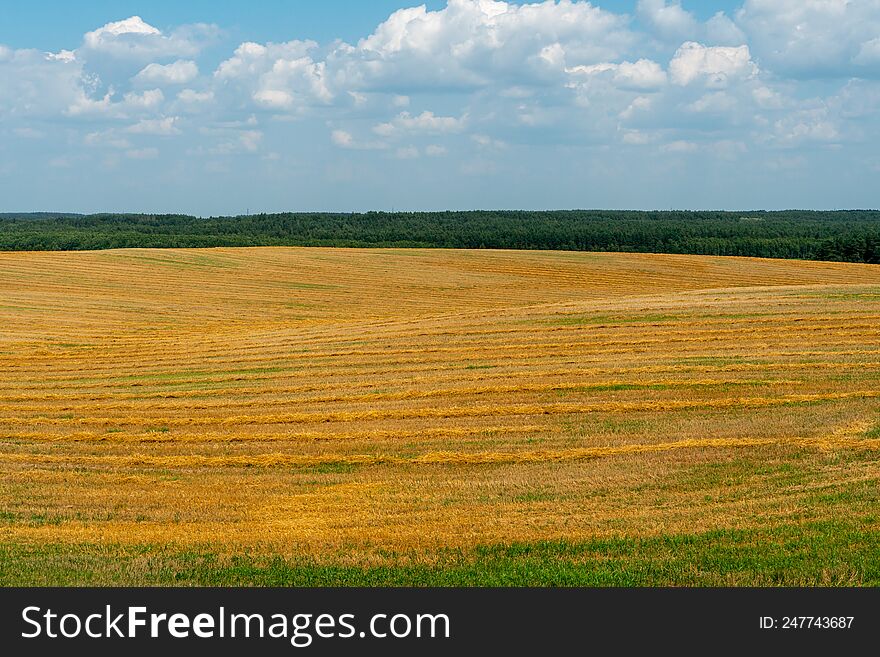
[2,247,880,586]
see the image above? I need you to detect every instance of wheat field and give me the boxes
[2,248,880,584]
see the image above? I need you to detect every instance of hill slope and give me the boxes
[2,248,879,585]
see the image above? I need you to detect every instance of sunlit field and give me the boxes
[2,248,880,585]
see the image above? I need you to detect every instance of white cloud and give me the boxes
[830,79,880,121]
[331,128,387,150]
[619,95,653,120]
[215,40,331,112]
[127,116,180,135]
[85,16,160,46]
[348,91,368,106]
[202,129,264,155]
[81,16,214,60]
[471,134,506,149]
[704,12,746,46]
[134,60,198,85]
[84,130,131,149]
[637,1,698,41]
[567,58,666,91]
[254,57,332,109]
[614,59,667,90]
[239,130,262,152]
[772,108,840,146]
[638,2,746,48]
[0,47,87,118]
[333,0,634,91]
[736,0,880,78]
[622,130,654,145]
[669,42,757,87]
[687,91,737,114]
[374,110,466,137]
[752,86,784,110]
[855,38,880,66]
[48,50,76,63]
[3,0,880,209]
[125,88,164,108]
[177,88,213,104]
[331,129,354,148]
[65,92,114,117]
[64,87,166,119]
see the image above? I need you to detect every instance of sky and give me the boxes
[1,0,878,214]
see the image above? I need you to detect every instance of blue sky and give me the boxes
[1,1,878,214]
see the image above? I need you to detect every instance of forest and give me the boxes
[1,210,878,263]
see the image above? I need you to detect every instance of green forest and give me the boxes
[1,210,879,263]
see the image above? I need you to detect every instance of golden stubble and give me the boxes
[1,248,880,557]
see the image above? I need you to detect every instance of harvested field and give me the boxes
[2,248,880,585]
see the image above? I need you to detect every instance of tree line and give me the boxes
[1,210,878,263]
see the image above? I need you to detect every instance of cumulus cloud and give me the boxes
[686,91,737,114]
[771,106,840,146]
[637,0,698,42]
[855,38,880,66]
[200,129,264,155]
[736,0,880,78]
[0,47,90,118]
[333,0,634,91]
[81,16,215,60]
[472,134,507,149]
[48,49,76,63]
[126,116,180,135]
[84,130,131,149]
[374,111,466,137]
[84,16,160,48]
[176,88,213,104]
[134,60,198,85]
[215,40,331,112]
[669,42,757,87]
[704,12,746,46]
[64,87,166,119]
[621,129,655,145]
[331,129,387,151]
[567,58,667,91]
[3,0,880,207]
[331,129,354,148]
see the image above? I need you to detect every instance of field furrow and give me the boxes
[2,248,880,582]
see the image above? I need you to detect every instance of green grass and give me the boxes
[300,462,360,475]
[2,521,877,586]
[803,290,880,301]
